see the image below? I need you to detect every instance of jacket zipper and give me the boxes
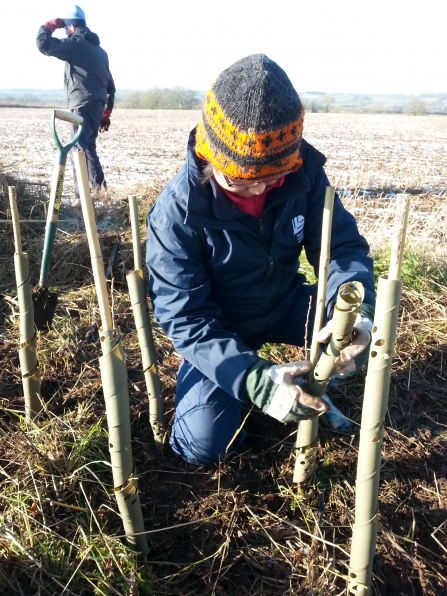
[267,256,274,277]
[228,201,293,279]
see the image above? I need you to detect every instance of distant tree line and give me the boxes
[0,88,203,110]
[118,87,203,110]
[1,88,446,115]
[300,93,447,115]
[0,91,65,108]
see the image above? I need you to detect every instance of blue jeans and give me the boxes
[170,283,318,465]
[69,105,106,199]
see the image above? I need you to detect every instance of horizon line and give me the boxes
[0,88,446,97]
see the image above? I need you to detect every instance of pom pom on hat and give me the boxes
[64,4,86,27]
[195,54,304,180]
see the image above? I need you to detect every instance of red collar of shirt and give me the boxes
[218,177,285,218]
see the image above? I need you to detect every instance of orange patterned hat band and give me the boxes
[195,54,304,179]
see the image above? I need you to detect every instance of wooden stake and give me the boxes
[309,187,335,374]
[73,152,113,331]
[389,194,410,281]
[8,187,22,254]
[128,195,143,271]
[293,186,335,484]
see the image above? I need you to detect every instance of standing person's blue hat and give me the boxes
[64,5,86,27]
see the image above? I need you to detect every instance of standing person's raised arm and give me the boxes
[36,20,73,60]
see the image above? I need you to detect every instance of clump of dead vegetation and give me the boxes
[1,118,447,595]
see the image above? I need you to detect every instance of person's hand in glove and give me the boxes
[43,19,65,33]
[99,109,112,132]
[317,304,374,376]
[244,359,329,423]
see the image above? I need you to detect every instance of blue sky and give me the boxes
[1,0,446,95]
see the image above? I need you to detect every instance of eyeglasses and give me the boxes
[222,171,291,188]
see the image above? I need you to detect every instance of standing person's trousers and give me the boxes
[170,284,318,465]
[69,105,106,199]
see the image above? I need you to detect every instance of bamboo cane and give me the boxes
[293,186,335,484]
[73,152,149,557]
[127,195,165,447]
[8,187,42,419]
[347,195,410,594]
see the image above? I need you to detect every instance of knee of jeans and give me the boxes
[170,418,246,466]
[169,439,222,466]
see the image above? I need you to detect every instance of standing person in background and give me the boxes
[36,5,115,200]
[146,54,375,466]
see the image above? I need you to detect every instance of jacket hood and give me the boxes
[71,26,100,46]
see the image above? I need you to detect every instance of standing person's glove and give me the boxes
[244,359,329,423]
[317,304,374,376]
[43,18,65,33]
[99,109,112,132]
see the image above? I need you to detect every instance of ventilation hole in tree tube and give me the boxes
[374,339,385,346]
[100,336,105,342]
[371,351,377,357]
[384,351,392,359]
[373,326,377,333]
[372,435,381,443]
[109,443,113,448]
[124,493,132,501]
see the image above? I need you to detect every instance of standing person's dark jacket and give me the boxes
[146,130,375,403]
[36,25,115,111]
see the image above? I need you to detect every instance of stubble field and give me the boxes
[1,108,446,194]
[0,109,446,596]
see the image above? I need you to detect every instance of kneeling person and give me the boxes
[146,54,375,465]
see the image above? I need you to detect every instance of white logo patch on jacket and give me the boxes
[292,215,305,243]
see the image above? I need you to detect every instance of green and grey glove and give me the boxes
[317,303,375,376]
[244,359,329,423]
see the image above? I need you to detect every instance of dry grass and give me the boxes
[0,110,446,595]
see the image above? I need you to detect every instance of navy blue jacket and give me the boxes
[146,130,375,402]
[36,26,115,111]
